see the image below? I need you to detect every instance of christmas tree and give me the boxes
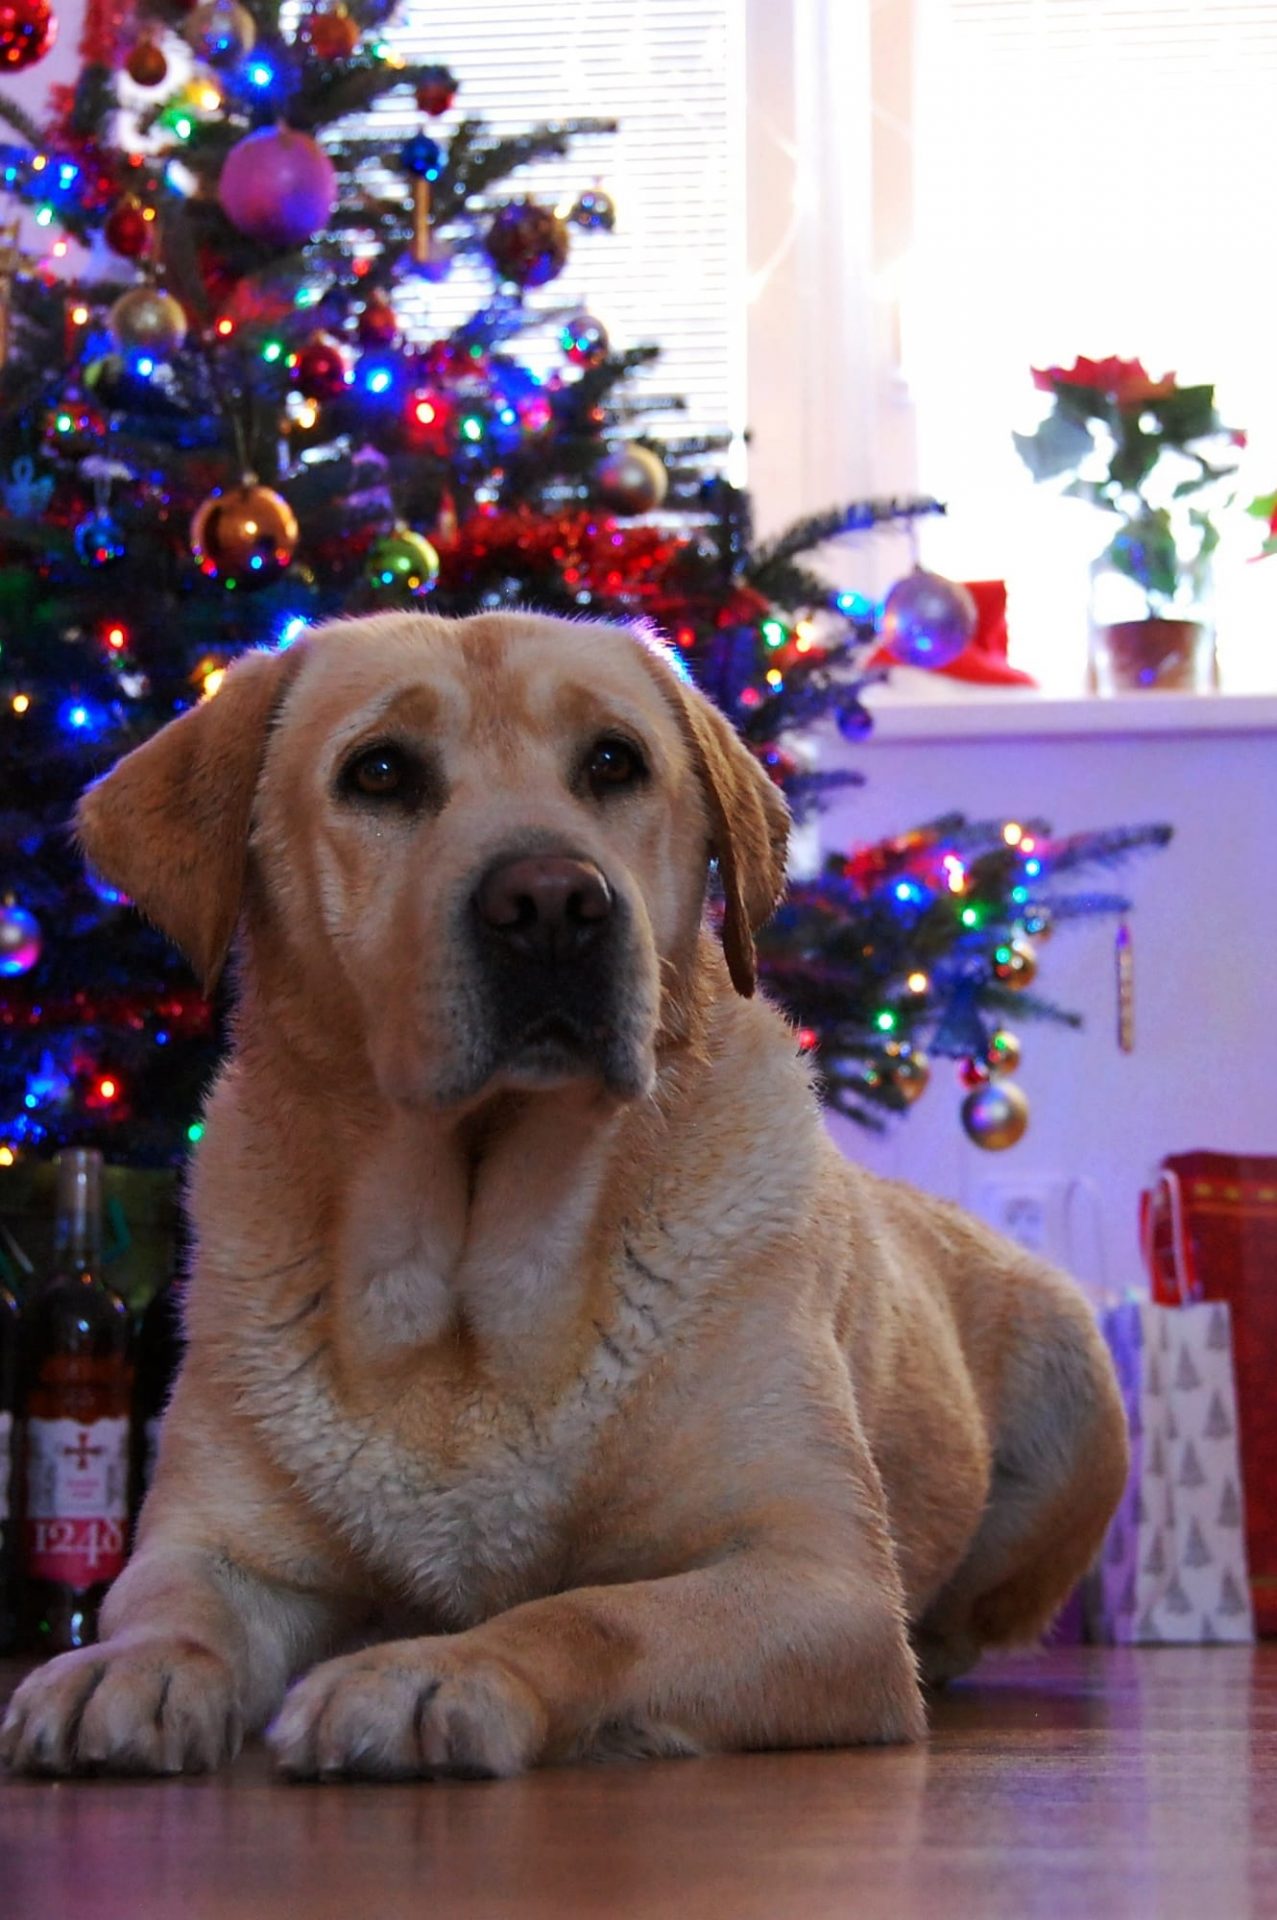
[0,0,1167,1166]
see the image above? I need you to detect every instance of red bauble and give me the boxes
[484,200,569,289]
[103,198,151,260]
[957,1058,990,1090]
[356,289,399,348]
[124,36,167,86]
[294,331,349,400]
[303,3,358,59]
[415,75,456,114]
[218,126,337,248]
[0,0,56,69]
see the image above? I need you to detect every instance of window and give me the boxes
[365,0,746,446]
[900,0,1277,689]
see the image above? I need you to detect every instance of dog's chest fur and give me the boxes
[230,1195,757,1628]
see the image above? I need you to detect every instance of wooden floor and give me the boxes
[3,1647,1276,1920]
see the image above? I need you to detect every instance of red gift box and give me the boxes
[1142,1151,1277,1634]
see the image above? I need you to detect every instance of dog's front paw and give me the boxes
[0,1637,243,1777]
[267,1639,549,1782]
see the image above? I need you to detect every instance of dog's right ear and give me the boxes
[75,644,306,995]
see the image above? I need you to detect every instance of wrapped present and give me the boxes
[1142,1153,1277,1634]
[1090,1297,1254,1644]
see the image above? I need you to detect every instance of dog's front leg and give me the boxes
[267,1545,925,1780]
[0,1538,357,1777]
[1,1388,362,1779]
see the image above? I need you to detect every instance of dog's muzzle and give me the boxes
[467,851,639,1092]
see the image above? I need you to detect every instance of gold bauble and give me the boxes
[984,1029,1021,1077]
[992,937,1038,992]
[884,1045,931,1105]
[595,443,667,515]
[191,480,298,587]
[961,1080,1030,1151]
[107,285,187,355]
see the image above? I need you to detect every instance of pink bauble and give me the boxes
[218,126,337,248]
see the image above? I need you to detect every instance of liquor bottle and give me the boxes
[20,1149,134,1654]
[132,1227,186,1519]
[0,1273,19,1653]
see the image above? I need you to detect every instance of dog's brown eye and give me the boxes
[340,743,418,804]
[585,735,647,797]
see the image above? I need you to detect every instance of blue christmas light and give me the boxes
[246,57,275,88]
[134,355,155,377]
[1024,858,1042,878]
[362,361,396,396]
[59,697,108,737]
[836,589,874,618]
[277,614,309,648]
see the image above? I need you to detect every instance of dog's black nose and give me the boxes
[474,855,613,962]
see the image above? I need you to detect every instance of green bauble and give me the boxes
[366,526,440,600]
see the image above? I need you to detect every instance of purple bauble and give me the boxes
[880,569,977,669]
[0,903,41,976]
[218,126,337,248]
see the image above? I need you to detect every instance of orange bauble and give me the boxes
[191,481,298,587]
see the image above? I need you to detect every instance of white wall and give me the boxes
[820,699,1277,1299]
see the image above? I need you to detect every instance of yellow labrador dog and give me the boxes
[2,612,1127,1780]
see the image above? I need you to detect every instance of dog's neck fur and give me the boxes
[209,935,741,1392]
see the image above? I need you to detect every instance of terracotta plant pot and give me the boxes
[1088,617,1218,694]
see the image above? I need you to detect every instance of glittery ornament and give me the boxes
[183,0,255,63]
[569,186,616,232]
[485,200,569,288]
[356,289,399,348]
[293,331,349,400]
[103,198,151,260]
[415,72,456,114]
[302,2,358,58]
[0,0,56,70]
[961,1080,1030,1151]
[74,509,126,566]
[561,312,608,367]
[0,902,41,975]
[124,35,167,86]
[107,285,187,354]
[991,938,1038,992]
[218,125,336,246]
[191,480,298,587]
[880,569,977,669]
[595,443,667,515]
[984,1029,1021,1077]
[366,525,439,599]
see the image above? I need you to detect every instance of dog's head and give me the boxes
[77,613,789,1111]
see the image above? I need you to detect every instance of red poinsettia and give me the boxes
[1031,355,1177,408]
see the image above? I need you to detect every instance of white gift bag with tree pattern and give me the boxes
[1090,1298,1255,1644]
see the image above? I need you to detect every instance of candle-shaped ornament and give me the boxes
[401,133,442,266]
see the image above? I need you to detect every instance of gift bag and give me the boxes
[1142,1153,1277,1634]
[1091,1296,1254,1644]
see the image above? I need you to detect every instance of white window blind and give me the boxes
[904,0,1277,689]
[361,0,745,446]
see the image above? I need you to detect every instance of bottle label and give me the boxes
[0,1409,11,1527]
[25,1415,129,1587]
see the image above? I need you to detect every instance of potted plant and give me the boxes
[1014,356,1243,692]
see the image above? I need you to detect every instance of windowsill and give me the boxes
[860,678,1277,741]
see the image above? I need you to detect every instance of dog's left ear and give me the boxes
[659,670,791,998]
[75,643,306,995]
